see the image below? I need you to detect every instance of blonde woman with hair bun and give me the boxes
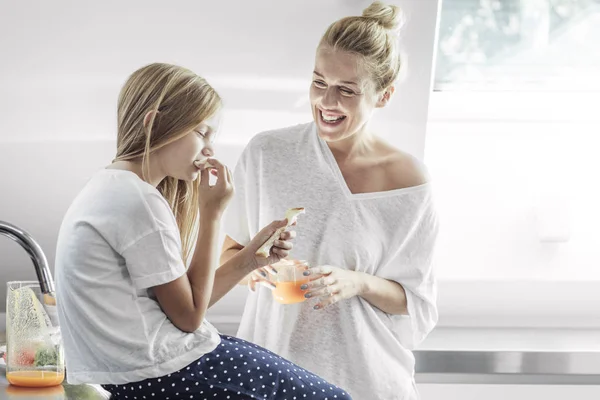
[222,2,439,399]
[55,62,352,399]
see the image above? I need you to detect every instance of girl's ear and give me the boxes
[143,110,159,129]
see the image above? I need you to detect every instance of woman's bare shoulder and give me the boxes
[377,140,430,189]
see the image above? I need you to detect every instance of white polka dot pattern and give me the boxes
[102,335,352,399]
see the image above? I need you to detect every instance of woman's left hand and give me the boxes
[300,265,366,310]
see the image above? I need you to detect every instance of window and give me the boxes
[424,2,600,328]
[434,0,600,92]
[425,0,600,297]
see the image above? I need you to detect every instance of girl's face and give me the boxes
[155,113,220,182]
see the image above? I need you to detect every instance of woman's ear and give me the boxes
[375,86,395,108]
[143,110,159,129]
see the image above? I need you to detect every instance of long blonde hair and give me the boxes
[115,63,222,263]
[320,1,405,92]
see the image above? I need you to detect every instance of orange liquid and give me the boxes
[7,370,65,387]
[5,384,65,396]
[273,279,309,304]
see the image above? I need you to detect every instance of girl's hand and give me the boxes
[300,265,366,310]
[197,158,234,217]
[243,220,297,270]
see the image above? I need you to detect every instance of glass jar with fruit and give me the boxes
[5,281,64,387]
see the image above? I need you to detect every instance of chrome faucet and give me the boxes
[0,220,55,294]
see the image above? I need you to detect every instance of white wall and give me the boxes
[0,0,437,156]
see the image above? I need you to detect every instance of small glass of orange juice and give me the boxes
[269,260,310,305]
[6,281,65,388]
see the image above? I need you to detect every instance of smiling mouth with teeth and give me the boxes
[320,110,346,124]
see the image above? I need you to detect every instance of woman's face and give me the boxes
[156,113,220,182]
[309,46,387,143]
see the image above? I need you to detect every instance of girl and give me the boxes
[55,63,352,400]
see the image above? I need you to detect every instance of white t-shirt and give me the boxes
[223,122,439,400]
[55,169,220,385]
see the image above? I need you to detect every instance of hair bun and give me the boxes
[362,1,404,33]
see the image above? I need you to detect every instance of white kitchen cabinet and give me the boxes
[419,384,600,400]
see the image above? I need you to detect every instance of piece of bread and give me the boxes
[255,207,305,258]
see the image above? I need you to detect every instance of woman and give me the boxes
[221,2,439,399]
[55,62,352,399]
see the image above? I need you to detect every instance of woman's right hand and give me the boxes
[197,158,234,217]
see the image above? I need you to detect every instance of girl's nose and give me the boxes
[202,146,214,158]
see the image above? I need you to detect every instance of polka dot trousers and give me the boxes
[102,334,352,399]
